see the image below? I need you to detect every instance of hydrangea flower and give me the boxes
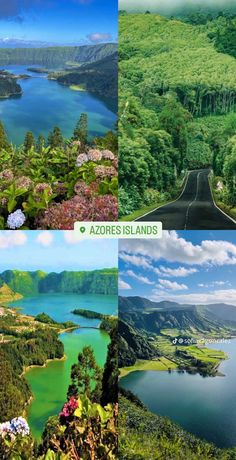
[7,210,26,229]
[94,166,117,179]
[10,417,30,436]
[0,417,29,437]
[0,421,11,434]
[0,169,14,182]
[87,149,102,162]
[34,183,53,196]
[101,150,115,160]
[15,176,33,191]
[76,153,88,168]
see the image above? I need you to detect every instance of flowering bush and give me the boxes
[0,417,34,459]
[0,131,118,229]
[40,396,118,460]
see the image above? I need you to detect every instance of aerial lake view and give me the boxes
[0,65,116,145]
[121,339,236,448]
[10,292,117,439]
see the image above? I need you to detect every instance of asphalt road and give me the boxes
[137,169,236,229]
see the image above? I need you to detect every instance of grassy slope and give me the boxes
[119,396,236,459]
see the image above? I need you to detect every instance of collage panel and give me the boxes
[0,232,118,458]
[0,0,118,230]
[119,0,236,229]
[118,232,236,459]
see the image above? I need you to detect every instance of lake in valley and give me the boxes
[10,293,117,439]
[120,340,236,448]
[0,65,116,145]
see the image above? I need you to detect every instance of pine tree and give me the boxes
[73,113,88,147]
[0,121,10,150]
[48,126,64,148]
[67,346,102,402]
[24,131,35,152]
[37,134,46,153]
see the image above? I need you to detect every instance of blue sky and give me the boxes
[0,0,117,47]
[0,231,118,272]
[119,231,236,306]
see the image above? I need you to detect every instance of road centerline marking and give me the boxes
[184,172,201,230]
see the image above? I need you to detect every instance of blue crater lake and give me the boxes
[0,65,116,145]
[121,340,236,448]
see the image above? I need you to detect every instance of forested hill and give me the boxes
[120,14,236,116]
[0,268,118,296]
[119,12,236,218]
[0,43,117,66]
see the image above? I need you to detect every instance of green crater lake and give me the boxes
[10,293,117,439]
[0,65,116,145]
[121,340,236,448]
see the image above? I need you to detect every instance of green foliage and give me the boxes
[101,325,118,406]
[73,113,88,147]
[0,120,118,229]
[40,396,118,460]
[119,12,236,216]
[67,346,103,402]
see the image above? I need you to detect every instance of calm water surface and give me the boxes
[121,340,236,448]
[0,65,116,145]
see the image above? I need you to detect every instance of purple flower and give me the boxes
[7,210,26,229]
[10,417,30,436]
[60,397,78,419]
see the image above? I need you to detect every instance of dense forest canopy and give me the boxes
[119,11,236,218]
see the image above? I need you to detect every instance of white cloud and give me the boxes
[152,289,236,306]
[119,278,132,290]
[120,232,236,266]
[87,33,112,43]
[198,281,230,288]
[156,279,188,291]
[36,232,54,247]
[155,265,198,277]
[0,231,27,249]
[125,269,154,285]
[119,252,152,269]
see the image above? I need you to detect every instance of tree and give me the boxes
[73,113,88,147]
[37,134,46,153]
[67,346,102,402]
[24,131,35,152]
[101,325,118,406]
[48,126,64,148]
[0,121,10,150]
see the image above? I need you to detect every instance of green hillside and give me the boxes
[0,268,118,296]
[119,13,236,218]
[0,43,117,66]
[119,394,236,459]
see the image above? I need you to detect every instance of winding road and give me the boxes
[137,169,236,229]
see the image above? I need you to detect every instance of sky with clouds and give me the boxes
[0,231,118,272]
[119,231,236,306]
[0,0,117,47]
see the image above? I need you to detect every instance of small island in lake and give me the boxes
[0,74,22,98]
